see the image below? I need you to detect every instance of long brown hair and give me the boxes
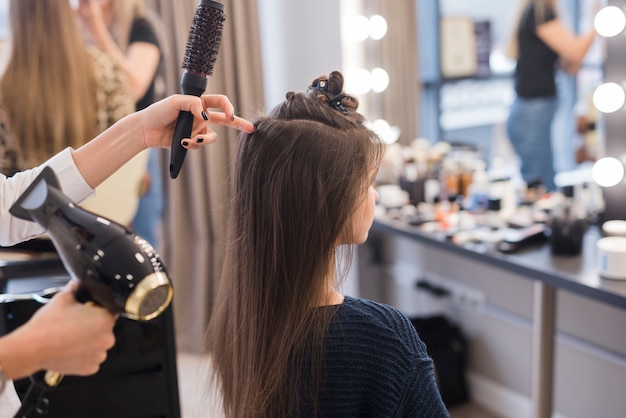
[0,0,98,167]
[207,71,385,417]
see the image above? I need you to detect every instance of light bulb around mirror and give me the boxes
[369,15,388,40]
[346,15,370,42]
[594,5,626,38]
[370,119,401,145]
[592,157,625,187]
[345,68,372,95]
[371,68,389,92]
[593,82,626,113]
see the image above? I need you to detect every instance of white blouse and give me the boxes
[0,148,93,247]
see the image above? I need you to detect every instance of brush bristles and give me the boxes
[182,5,225,76]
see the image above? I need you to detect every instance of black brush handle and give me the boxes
[169,72,208,178]
[170,110,194,179]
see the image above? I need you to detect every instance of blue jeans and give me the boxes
[506,96,558,192]
[132,149,164,248]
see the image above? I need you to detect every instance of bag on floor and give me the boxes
[410,315,469,407]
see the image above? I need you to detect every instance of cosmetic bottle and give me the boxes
[549,185,587,255]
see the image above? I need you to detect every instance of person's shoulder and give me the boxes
[533,2,558,22]
[132,17,153,33]
[338,297,418,339]
[341,296,409,321]
[545,4,557,21]
[130,17,159,46]
[332,297,428,364]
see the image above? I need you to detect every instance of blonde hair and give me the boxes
[506,0,557,59]
[0,0,98,167]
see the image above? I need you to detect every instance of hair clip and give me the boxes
[308,80,348,114]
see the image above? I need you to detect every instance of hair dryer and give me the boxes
[9,166,173,321]
[8,166,175,417]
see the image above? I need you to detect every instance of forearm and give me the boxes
[0,328,42,380]
[572,29,596,65]
[71,112,146,189]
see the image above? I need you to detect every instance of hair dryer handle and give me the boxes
[43,371,63,388]
[169,110,194,179]
[42,300,96,388]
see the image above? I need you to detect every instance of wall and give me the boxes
[257,0,342,112]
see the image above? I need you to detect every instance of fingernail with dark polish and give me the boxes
[202,111,208,121]
[231,113,235,121]
[197,137,204,143]
[182,141,189,146]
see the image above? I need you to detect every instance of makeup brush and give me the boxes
[170,0,225,179]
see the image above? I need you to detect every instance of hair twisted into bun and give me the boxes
[308,70,359,113]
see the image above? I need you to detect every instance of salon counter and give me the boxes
[370,217,626,310]
[366,216,626,418]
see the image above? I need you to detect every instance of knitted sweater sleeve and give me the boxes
[398,350,450,418]
[392,309,450,417]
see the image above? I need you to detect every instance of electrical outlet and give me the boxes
[415,275,486,314]
[452,285,486,314]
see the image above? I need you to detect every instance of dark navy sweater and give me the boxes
[297,296,450,417]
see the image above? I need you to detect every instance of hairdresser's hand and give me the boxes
[138,94,254,150]
[75,0,108,40]
[71,93,253,189]
[0,281,117,380]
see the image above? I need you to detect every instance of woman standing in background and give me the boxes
[506,0,596,192]
[0,0,135,175]
[77,0,166,248]
[0,0,141,228]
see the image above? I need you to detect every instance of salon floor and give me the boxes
[0,351,497,417]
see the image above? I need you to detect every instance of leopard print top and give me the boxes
[89,46,135,134]
[0,47,135,176]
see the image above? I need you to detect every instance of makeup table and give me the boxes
[370,216,626,418]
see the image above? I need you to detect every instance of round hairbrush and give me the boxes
[170,0,225,179]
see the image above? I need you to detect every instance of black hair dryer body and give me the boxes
[9,166,173,321]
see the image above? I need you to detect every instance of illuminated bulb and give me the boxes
[347,15,370,42]
[371,119,401,144]
[593,82,626,113]
[594,5,626,37]
[369,15,388,40]
[592,157,624,187]
[371,68,390,92]
[345,68,372,95]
